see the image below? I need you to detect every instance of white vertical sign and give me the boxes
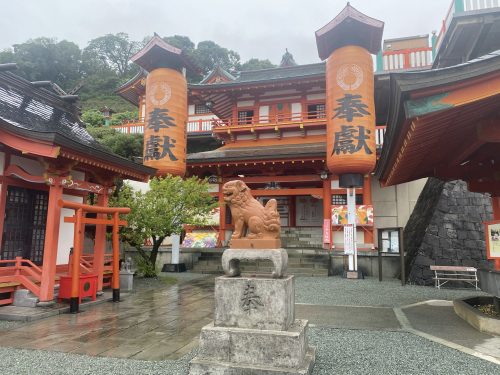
[346,188,358,271]
[344,224,354,255]
[171,234,180,265]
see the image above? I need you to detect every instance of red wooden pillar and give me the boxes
[363,175,374,245]
[39,181,63,302]
[112,212,120,302]
[0,153,10,250]
[70,207,83,313]
[323,179,332,249]
[492,196,500,270]
[218,183,226,246]
[93,190,109,292]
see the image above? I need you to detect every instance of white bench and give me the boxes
[430,265,479,290]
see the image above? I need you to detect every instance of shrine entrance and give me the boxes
[1,186,48,264]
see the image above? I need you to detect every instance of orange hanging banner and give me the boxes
[326,46,376,177]
[143,68,187,176]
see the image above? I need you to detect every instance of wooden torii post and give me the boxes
[58,199,130,313]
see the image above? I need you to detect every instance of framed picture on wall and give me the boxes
[485,220,500,259]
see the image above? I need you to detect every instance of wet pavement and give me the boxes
[0,274,499,373]
[0,277,214,360]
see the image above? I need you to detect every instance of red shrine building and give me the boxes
[0,64,154,306]
[114,2,500,273]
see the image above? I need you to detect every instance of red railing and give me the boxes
[80,254,113,274]
[212,110,326,128]
[0,257,43,297]
[382,47,433,71]
[111,116,387,148]
[112,118,216,135]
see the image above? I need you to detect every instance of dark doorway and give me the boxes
[1,186,49,264]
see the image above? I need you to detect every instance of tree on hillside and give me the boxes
[86,125,143,160]
[240,58,276,71]
[84,33,140,76]
[162,35,195,53]
[112,176,216,277]
[194,40,241,75]
[1,38,82,90]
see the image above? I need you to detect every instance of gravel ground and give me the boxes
[309,327,500,375]
[0,328,498,375]
[295,276,487,307]
[0,320,23,331]
[0,346,197,375]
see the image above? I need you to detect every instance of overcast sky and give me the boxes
[1,0,451,64]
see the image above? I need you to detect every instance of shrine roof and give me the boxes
[0,68,155,179]
[375,50,500,191]
[315,3,384,59]
[131,35,198,73]
[115,69,147,106]
[191,62,325,89]
[187,142,326,163]
[199,65,236,84]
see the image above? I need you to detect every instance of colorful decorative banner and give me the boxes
[181,232,218,248]
[485,221,500,259]
[331,205,374,226]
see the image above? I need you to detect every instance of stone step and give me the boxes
[13,289,39,308]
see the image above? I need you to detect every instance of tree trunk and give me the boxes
[149,236,166,272]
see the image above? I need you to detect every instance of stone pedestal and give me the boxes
[222,248,288,278]
[119,270,134,291]
[190,269,315,374]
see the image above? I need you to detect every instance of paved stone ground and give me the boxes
[0,274,499,374]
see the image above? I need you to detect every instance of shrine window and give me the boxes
[331,194,363,205]
[194,104,210,114]
[307,103,326,119]
[237,110,254,124]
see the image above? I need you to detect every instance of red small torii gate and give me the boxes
[58,199,130,313]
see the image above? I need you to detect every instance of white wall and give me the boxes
[259,105,269,122]
[372,178,427,243]
[237,100,255,107]
[57,194,84,265]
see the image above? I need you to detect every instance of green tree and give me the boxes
[5,38,82,90]
[83,33,140,76]
[194,40,241,75]
[81,109,105,127]
[86,126,143,160]
[111,176,216,276]
[162,35,195,52]
[240,58,276,71]
[110,110,138,125]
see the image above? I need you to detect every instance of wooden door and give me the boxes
[1,186,48,264]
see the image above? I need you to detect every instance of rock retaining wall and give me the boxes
[404,179,493,285]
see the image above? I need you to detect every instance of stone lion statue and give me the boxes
[222,180,281,240]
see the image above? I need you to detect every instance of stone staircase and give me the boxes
[281,227,323,248]
[191,248,329,277]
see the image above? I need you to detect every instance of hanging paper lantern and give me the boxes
[325,45,376,179]
[143,68,187,176]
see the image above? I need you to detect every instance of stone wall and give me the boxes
[404,179,493,285]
